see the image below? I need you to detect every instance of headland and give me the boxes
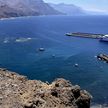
[0,68,91,108]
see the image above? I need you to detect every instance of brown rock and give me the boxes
[0,69,92,108]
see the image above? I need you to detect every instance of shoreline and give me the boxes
[0,15,65,21]
[0,16,32,21]
[0,68,107,107]
[0,68,91,108]
[1,15,108,21]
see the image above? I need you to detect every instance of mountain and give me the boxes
[0,0,61,18]
[49,3,86,15]
[49,3,108,16]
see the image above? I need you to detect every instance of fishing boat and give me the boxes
[100,35,108,42]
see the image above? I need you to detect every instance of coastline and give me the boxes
[0,17,16,20]
[0,15,108,21]
[0,68,91,108]
[0,16,32,21]
[0,15,64,21]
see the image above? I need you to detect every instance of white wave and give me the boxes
[15,37,32,43]
[3,38,9,44]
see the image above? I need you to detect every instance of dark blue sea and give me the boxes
[0,15,108,105]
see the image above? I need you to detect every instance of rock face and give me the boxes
[0,68,91,108]
[0,0,61,18]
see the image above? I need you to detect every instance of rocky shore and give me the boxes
[0,68,91,108]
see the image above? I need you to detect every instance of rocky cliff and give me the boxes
[0,0,60,18]
[0,68,91,108]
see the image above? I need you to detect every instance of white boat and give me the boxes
[100,37,108,42]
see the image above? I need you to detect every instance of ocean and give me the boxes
[0,15,108,105]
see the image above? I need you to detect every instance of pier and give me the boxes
[66,32,105,39]
[97,54,108,63]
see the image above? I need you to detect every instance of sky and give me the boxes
[44,0,108,12]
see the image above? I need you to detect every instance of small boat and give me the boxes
[74,63,79,67]
[99,34,108,42]
[52,54,56,58]
[38,48,45,51]
[100,37,108,42]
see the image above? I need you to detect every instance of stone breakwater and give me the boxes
[0,68,91,108]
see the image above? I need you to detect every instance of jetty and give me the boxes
[66,32,105,39]
[97,54,108,63]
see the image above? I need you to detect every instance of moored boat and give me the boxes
[100,35,108,42]
[38,48,45,51]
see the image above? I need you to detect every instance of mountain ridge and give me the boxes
[49,3,86,15]
[0,0,61,18]
[49,3,108,15]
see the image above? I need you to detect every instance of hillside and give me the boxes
[0,0,60,18]
[49,3,85,15]
[49,3,108,16]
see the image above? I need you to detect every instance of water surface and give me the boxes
[0,15,108,104]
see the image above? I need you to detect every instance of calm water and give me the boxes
[0,15,108,104]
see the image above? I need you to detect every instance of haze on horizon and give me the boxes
[44,0,108,13]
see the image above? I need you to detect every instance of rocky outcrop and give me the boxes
[0,68,91,108]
